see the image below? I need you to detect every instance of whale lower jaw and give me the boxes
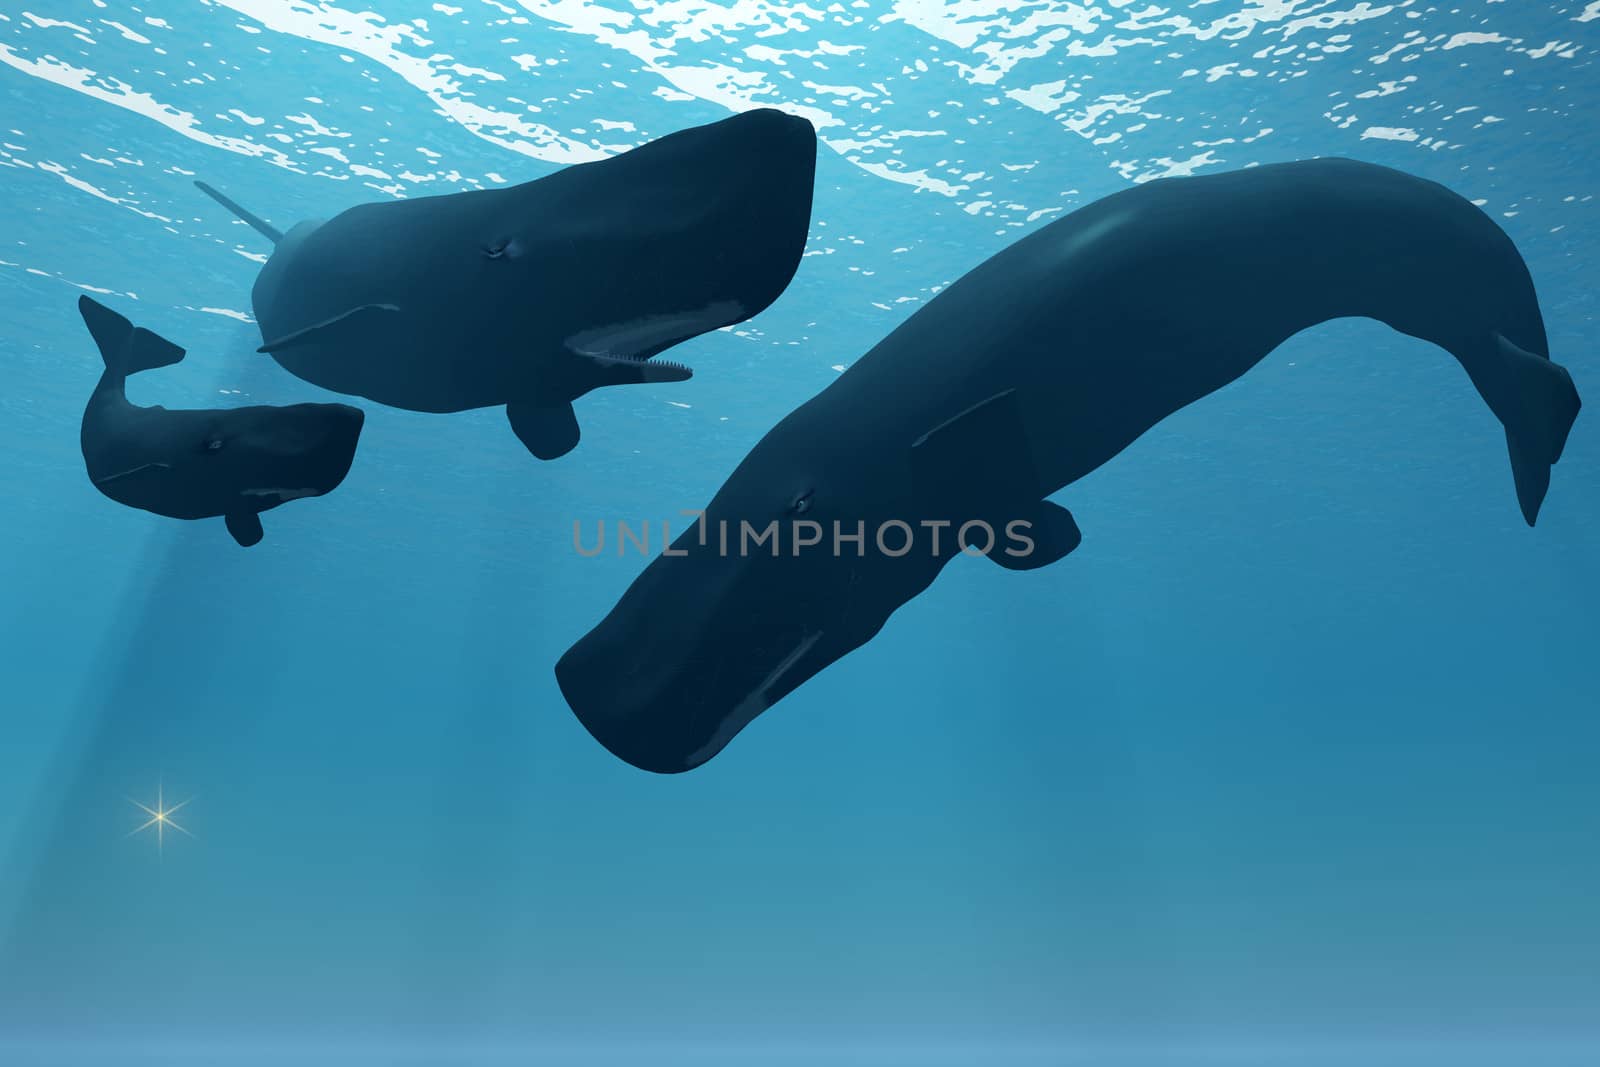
[685,630,822,770]
[563,299,745,370]
[583,353,693,383]
[243,487,320,502]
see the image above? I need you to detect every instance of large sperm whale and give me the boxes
[555,157,1583,774]
[78,296,365,547]
[195,107,817,459]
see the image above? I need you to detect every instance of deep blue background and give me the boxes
[1,0,1596,1062]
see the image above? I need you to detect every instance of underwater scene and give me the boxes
[1,0,1597,1064]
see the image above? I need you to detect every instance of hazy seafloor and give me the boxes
[1,1,1597,1064]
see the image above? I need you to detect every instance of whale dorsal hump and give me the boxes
[257,303,402,355]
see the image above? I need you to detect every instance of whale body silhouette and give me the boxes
[77,296,364,547]
[197,108,817,459]
[556,157,1583,774]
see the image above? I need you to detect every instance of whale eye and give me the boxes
[482,238,522,260]
[789,489,814,516]
[205,438,225,452]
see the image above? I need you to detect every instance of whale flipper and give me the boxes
[507,401,580,460]
[1487,333,1581,526]
[225,510,265,548]
[78,296,186,377]
[257,303,402,355]
[992,500,1082,571]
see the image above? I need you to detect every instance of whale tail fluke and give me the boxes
[1489,332,1581,526]
[194,179,283,244]
[78,296,186,378]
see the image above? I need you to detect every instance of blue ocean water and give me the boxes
[1,1,1596,1064]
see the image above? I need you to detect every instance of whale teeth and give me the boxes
[642,358,693,383]
[576,349,692,381]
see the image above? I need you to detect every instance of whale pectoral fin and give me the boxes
[225,510,264,548]
[991,501,1081,571]
[257,303,402,355]
[507,401,580,460]
[910,388,1043,509]
[911,394,1073,570]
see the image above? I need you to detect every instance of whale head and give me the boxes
[555,409,949,775]
[250,108,819,405]
[205,400,367,504]
[92,401,365,521]
[555,385,1079,773]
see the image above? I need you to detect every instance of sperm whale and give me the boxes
[555,157,1583,773]
[77,296,364,547]
[195,108,817,459]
